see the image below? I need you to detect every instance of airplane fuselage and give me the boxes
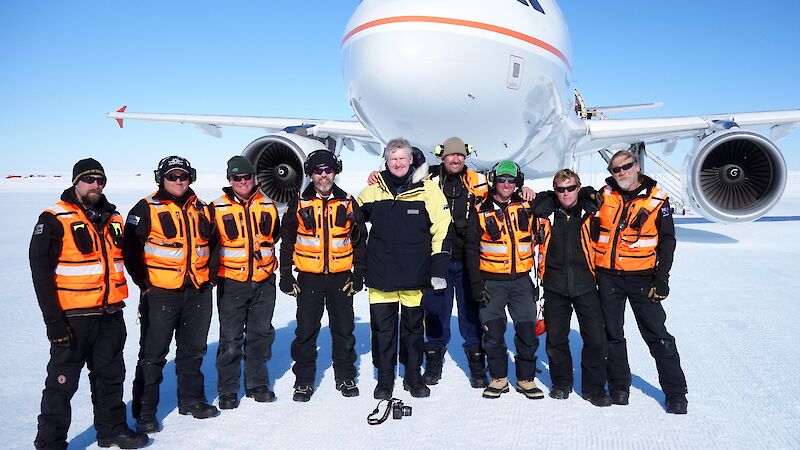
[341,0,582,175]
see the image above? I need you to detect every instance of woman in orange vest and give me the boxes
[210,156,280,409]
[531,169,611,407]
[30,159,147,449]
[123,156,219,433]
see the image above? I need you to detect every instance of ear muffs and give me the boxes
[488,162,525,189]
[434,143,473,158]
[154,156,197,184]
[303,150,343,176]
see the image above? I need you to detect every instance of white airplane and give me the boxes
[108,0,800,223]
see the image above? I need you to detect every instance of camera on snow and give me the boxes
[392,400,412,419]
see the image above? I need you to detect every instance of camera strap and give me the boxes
[367,398,399,425]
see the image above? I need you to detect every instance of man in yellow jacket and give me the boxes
[30,158,147,449]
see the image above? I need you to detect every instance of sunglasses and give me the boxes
[609,161,636,174]
[555,184,578,193]
[496,175,516,184]
[312,166,334,175]
[164,172,190,182]
[79,175,107,186]
[231,174,254,182]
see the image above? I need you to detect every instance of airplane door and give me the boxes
[507,55,524,90]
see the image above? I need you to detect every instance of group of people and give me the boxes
[30,138,688,449]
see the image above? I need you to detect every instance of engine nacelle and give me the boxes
[683,130,787,223]
[241,132,328,204]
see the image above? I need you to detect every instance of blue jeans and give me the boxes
[421,260,482,349]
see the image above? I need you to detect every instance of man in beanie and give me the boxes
[124,156,219,432]
[208,156,280,408]
[30,159,148,449]
[279,150,367,401]
[365,137,534,389]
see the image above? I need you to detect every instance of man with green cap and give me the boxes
[465,161,543,399]
[209,156,281,408]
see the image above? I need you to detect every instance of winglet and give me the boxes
[115,106,127,128]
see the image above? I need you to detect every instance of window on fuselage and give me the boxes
[516,0,545,14]
[516,0,530,6]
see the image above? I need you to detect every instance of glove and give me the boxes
[342,271,364,296]
[647,277,670,303]
[471,282,489,304]
[431,277,447,294]
[46,319,71,347]
[279,271,301,297]
[580,186,604,211]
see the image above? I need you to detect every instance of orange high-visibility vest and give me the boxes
[535,214,596,280]
[142,193,211,289]
[477,202,535,274]
[463,169,489,203]
[595,185,666,271]
[211,189,278,282]
[293,194,356,274]
[46,202,128,310]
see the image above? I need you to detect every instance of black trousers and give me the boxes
[597,272,687,395]
[216,275,276,395]
[479,277,539,380]
[132,285,212,418]
[36,312,127,448]
[370,302,424,380]
[543,288,608,395]
[291,271,357,385]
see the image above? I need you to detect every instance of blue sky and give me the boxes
[1,0,798,176]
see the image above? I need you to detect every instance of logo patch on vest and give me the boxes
[661,207,671,217]
[407,209,420,215]
[33,223,44,235]
[127,215,140,225]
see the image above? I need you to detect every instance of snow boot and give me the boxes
[549,385,572,400]
[482,377,509,399]
[422,345,445,385]
[178,402,219,419]
[135,415,160,434]
[218,393,239,410]
[403,372,431,398]
[246,385,276,403]
[665,393,688,414]
[97,426,149,449]
[515,379,545,399]
[465,347,489,388]
[336,379,360,397]
[293,384,314,402]
[374,373,394,400]
[582,391,612,407]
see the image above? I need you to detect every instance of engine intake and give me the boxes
[684,130,787,223]
[241,132,328,204]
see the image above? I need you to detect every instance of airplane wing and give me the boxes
[574,109,800,155]
[107,106,382,153]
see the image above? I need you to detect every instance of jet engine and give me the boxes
[684,130,787,223]
[241,132,329,204]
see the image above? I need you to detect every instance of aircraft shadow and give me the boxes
[675,226,738,244]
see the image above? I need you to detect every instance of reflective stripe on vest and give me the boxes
[46,202,128,310]
[477,202,534,274]
[293,194,355,274]
[211,190,279,282]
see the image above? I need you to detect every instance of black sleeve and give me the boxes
[29,212,65,327]
[279,197,299,274]
[654,198,676,281]
[272,210,281,243]
[464,209,483,288]
[350,199,368,274]
[530,191,558,217]
[207,204,220,284]
[123,199,152,289]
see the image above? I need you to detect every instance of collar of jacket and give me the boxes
[300,182,348,201]
[376,161,429,194]
[480,191,525,212]
[61,187,116,217]
[429,163,468,180]
[604,174,657,198]
[154,187,198,207]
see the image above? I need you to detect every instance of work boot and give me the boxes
[135,415,161,434]
[374,372,394,400]
[336,379,360,397]
[515,379,545,399]
[549,385,572,400]
[482,377,509,399]
[178,402,220,419]
[293,384,314,402]
[218,393,239,410]
[582,391,613,407]
[246,385,276,403]
[665,393,688,414]
[610,390,630,405]
[465,347,489,388]
[97,426,149,449]
[422,345,445,385]
[403,373,431,398]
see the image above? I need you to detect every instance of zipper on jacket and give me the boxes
[182,205,194,287]
[98,220,111,308]
[243,201,254,280]
[609,202,630,271]
[322,199,330,274]
[502,208,517,275]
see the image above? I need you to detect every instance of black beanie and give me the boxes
[227,156,256,178]
[72,158,105,185]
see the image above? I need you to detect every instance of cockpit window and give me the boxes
[516,0,545,14]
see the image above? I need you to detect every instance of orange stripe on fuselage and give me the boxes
[341,15,571,71]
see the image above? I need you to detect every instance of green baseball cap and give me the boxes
[494,161,518,177]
